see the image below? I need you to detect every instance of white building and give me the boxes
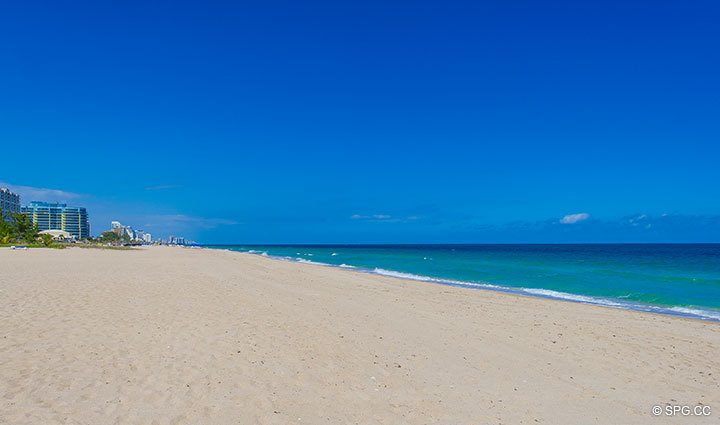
[110,221,152,244]
[168,235,186,245]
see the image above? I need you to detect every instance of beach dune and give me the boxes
[1,246,718,424]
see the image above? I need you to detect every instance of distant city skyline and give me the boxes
[1,1,719,243]
[110,220,152,244]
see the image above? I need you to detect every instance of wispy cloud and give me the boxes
[350,213,420,223]
[145,184,183,191]
[0,182,82,202]
[560,212,590,224]
[143,214,239,229]
[627,214,649,226]
[89,212,240,240]
[350,214,393,220]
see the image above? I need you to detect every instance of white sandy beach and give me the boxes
[1,246,718,424]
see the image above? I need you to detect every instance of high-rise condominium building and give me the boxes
[21,201,90,239]
[0,187,20,220]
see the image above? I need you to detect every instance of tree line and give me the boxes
[0,210,54,246]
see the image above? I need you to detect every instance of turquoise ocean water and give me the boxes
[205,244,720,321]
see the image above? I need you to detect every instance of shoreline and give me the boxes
[208,246,720,323]
[2,246,718,424]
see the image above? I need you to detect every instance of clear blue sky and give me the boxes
[1,0,719,243]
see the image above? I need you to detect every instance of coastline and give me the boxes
[1,246,718,424]
[209,246,720,322]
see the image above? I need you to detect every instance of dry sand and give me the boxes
[1,246,718,424]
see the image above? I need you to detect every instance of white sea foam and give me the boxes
[296,258,325,265]
[519,288,627,308]
[372,268,434,281]
[331,252,338,256]
[372,268,501,289]
[667,307,720,321]
[247,249,270,256]
[339,263,355,268]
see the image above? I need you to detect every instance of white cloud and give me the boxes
[350,213,421,223]
[560,212,590,224]
[145,184,183,191]
[0,182,82,203]
[628,214,649,226]
[144,214,239,229]
[350,213,393,221]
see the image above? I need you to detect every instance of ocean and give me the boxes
[205,244,720,321]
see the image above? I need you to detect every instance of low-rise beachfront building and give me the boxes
[39,229,75,241]
[21,201,90,239]
[0,187,20,220]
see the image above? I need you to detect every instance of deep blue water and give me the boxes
[205,244,720,321]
